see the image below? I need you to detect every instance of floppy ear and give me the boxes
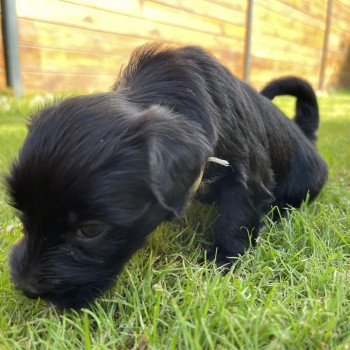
[140,105,211,215]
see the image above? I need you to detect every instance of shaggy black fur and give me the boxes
[6,44,327,308]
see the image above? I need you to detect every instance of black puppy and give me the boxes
[6,44,327,308]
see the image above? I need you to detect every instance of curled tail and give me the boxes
[260,77,319,142]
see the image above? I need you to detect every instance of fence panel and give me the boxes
[0,0,349,92]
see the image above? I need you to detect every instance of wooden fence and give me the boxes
[0,0,349,93]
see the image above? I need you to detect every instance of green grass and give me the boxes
[0,91,350,349]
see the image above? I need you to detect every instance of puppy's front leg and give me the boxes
[210,178,262,268]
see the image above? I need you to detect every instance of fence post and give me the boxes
[1,0,22,96]
[318,0,333,91]
[244,0,254,83]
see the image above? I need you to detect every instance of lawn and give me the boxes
[0,91,349,349]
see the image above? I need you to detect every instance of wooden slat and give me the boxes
[66,0,246,40]
[18,19,149,55]
[251,56,320,77]
[63,0,247,30]
[151,0,247,26]
[60,0,143,16]
[209,0,246,12]
[143,1,223,36]
[278,0,328,22]
[22,71,115,92]
[331,0,350,33]
[255,0,326,29]
[253,4,325,50]
[18,18,244,59]
[0,68,6,90]
[252,32,322,63]
[253,19,324,51]
[19,43,244,86]
[0,45,5,68]
[15,0,244,52]
[143,1,243,38]
[19,45,128,76]
[332,0,350,31]
[17,17,244,81]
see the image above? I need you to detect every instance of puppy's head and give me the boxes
[6,93,210,308]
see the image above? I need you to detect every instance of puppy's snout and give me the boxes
[19,283,40,300]
[12,274,42,299]
[9,238,42,299]
[9,239,27,281]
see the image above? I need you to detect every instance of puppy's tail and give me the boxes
[260,77,319,142]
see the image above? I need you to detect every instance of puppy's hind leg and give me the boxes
[209,176,273,269]
[273,150,328,214]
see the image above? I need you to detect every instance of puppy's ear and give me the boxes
[140,105,211,215]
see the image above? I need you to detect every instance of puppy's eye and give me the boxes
[77,223,107,239]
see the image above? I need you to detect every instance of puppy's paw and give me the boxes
[201,248,239,274]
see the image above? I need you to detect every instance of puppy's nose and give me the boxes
[19,283,41,299]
